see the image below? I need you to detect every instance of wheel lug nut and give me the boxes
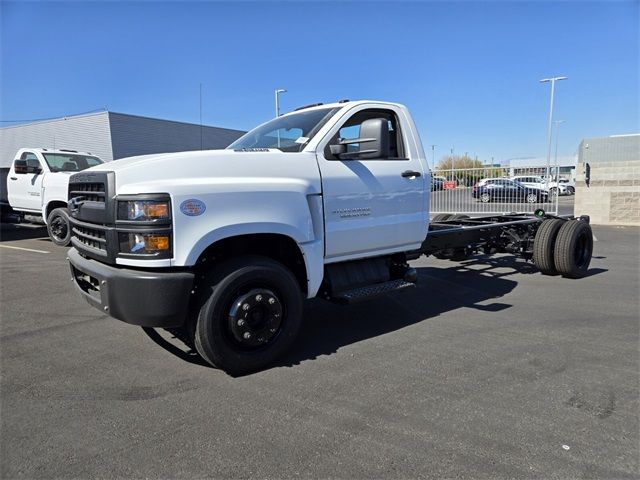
[268,298,275,304]
[243,332,251,339]
[237,319,245,327]
[255,294,262,302]
[242,303,250,311]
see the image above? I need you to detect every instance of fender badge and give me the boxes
[180,199,206,216]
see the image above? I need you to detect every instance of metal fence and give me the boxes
[430,167,564,216]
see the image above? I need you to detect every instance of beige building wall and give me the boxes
[574,135,640,226]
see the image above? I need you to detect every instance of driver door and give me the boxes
[7,152,44,212]
[317,107,427,261]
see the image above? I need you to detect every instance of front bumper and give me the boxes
[68,248,194,328]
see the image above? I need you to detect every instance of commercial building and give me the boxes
[506,156,576,180]
[0,111,245,167]
[574,133,640,226]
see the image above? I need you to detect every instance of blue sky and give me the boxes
[1,1,638,165]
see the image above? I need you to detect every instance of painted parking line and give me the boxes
[0,244,50,254]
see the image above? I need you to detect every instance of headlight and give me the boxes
[118,200,171,221]
[119,233,171,255]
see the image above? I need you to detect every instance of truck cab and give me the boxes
[7,148,104,245]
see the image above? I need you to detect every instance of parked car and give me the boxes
[473,178,549,203]
[556,178,575,195]
[511,175,570,196]
[431,175,445,191]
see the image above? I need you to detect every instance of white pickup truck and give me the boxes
[6,148,104,245]
[67,100,593,375]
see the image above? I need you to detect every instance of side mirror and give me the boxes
[330,144,347,156]
[330,118,390,160]
[14,159,41,174]
[14,159,28,174]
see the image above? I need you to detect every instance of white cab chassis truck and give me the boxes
[66,101,593,375]
[7,148,104,245]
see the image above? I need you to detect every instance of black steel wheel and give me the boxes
[553,220,593,278]
[46,207,71,246]
[532,218,564,275]
[193,255,303,375]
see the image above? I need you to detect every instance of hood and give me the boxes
[86,148,322,196]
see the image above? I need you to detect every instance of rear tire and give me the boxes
[480,193,491,203]
[46,208,71,246]
[193,255,303,375]
[532,219,564,275]
[431,213,453,222]
[553,221,593,278]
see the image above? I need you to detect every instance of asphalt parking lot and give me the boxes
[1,223,638,479]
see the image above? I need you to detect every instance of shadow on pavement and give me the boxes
[279,261,519,370]
[138,254,606,374]
[0,223,49,242]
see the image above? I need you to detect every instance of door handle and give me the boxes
[10,177,17,181]
[401,170,421,178]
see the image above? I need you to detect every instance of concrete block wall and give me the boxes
[574,160,640,226]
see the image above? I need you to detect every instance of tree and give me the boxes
[436,155,484,170]
[434,155,507,187]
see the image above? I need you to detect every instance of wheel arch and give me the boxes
[192,232,310,295]
[44,200,68,220]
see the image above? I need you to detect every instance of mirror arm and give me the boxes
[338,137,376,146]
[337,149,378,160]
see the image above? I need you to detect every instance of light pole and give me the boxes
[429,144,436,167]
[450,146,455,180]
[275,89,287,117]
[553,120,565,180]
[540,76,567,183]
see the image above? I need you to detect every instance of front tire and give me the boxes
[193,255,303,375]
[46,208,71,246]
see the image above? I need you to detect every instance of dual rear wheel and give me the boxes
[533,219,593,278]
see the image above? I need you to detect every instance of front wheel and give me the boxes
[46,208,71,246]
[525,193,538,204]
[193,255,303,375]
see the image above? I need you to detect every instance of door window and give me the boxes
[326,109,405,160]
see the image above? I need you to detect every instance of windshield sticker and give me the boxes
[180,199,206,217]
[295,137,309,144]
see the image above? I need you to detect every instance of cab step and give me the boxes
[332,279,416,305]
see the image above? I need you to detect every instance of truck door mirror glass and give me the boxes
[15,159,42,174]
[14,159,28,174]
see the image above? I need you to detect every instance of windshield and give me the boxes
[43,153,103,172]
[228,107,341,152]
